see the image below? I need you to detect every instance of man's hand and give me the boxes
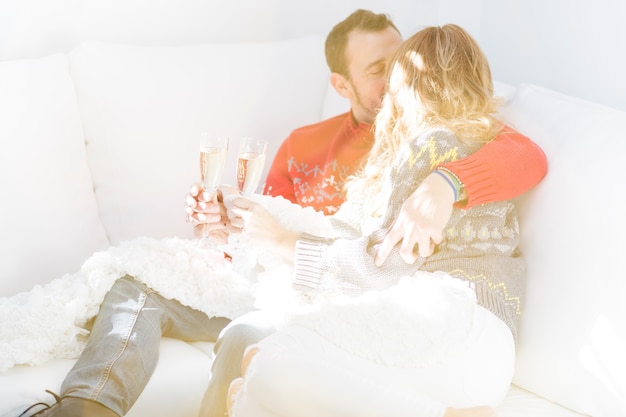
[185,183,234,243]
[375,172,455,266]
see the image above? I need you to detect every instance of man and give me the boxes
[263,11,404,215]
[22,9,546,417]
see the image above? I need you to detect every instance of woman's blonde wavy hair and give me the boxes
[345,24,501,210]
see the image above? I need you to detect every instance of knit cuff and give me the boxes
[292,233,329,292]
[437,159,498,208]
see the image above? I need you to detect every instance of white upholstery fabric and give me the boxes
[69,37,329,244]
[497,385,588,417]
[0,54,109,297]
[0,338,212,417]
[500,84,626,417]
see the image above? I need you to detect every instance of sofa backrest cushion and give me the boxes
[0,54,109,297]
[69,37,329,244]
[501,83,626,417]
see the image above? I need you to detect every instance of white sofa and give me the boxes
[1,35,625,417]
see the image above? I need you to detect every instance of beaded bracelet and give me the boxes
[433,167,465,202]
[432,169,458,201]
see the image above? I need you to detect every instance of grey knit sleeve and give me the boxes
[292,231,424,296]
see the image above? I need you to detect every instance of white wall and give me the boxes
[0,0,428,57]
[421,0,626,112]
[1,0,624,112]
[436,0,626,112]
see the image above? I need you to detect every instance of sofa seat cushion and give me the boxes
[0,338,213,417]
[0,345,588,417]
[0,54,109,298]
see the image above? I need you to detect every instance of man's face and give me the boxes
[342,27,403,124]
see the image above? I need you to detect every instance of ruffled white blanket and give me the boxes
[0,237,257,372]
[0,195,477,372]
[0,195,316,371]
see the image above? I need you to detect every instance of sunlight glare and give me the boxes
[579,314,626,402]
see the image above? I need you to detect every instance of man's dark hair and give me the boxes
[325,9,400,77]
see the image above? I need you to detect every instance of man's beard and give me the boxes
[349,81,381,123]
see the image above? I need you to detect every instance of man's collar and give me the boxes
[349,110,372,132]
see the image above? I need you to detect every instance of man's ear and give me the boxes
[330,72,352,99]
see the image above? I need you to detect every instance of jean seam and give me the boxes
[90,288,149,401]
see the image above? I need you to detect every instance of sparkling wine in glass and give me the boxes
[200,133,228,194]
[199,133,228,238]
[236,137,268,195]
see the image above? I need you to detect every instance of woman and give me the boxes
[204,24,523,417]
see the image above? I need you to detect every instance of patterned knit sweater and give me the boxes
[292,128,526,340]
[264,112,373,215]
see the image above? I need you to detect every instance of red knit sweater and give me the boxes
[263,112,547,214]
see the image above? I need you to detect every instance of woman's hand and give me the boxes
[375,171,455,266]
[185,183,235,245]
[228,197,298,262]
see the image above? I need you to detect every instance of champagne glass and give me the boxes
[228,137,267,246]
[236,137,268,195]
[199,133,229,238]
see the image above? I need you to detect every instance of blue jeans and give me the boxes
[60,276,230,416]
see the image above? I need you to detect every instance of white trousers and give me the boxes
[229,305,515,417]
